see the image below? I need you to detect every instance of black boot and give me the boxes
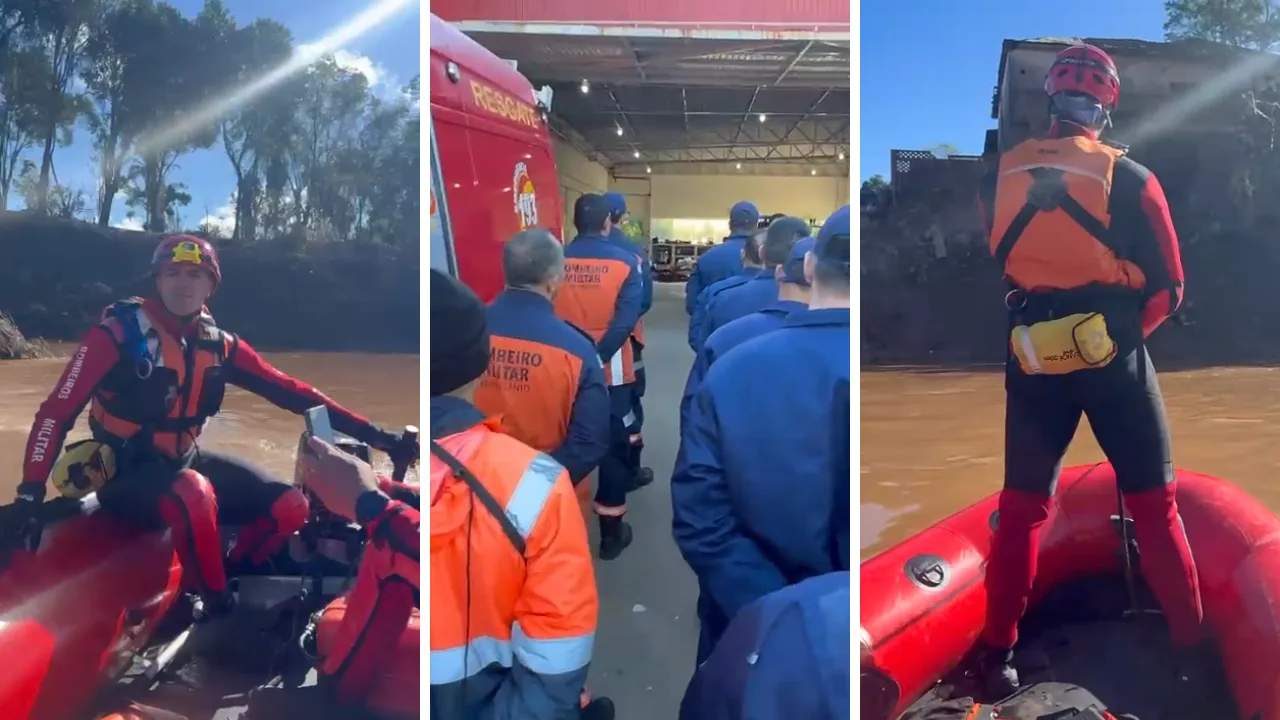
[598,516,634,561]
[581,697,616,720]
[972,643,1019,700]
[627,467,655,492]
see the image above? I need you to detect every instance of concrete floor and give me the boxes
[587,281,701,719]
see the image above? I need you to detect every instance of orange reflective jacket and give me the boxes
[990,136,1147,293]
[429,419,597,717]
[90,299,229,459]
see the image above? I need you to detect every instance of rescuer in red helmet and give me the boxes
[972,43,1201,698]
[15,234,415,619]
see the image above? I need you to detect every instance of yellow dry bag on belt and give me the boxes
[1009,312,1118,375]
[50,439,118,499]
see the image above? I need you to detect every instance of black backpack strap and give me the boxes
[429,439,526,556]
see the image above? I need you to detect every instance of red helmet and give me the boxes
[1044,44,1120,108]
[152,234,222,287]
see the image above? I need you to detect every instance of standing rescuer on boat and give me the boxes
[16,235,412,617]
[973,43,1201,697]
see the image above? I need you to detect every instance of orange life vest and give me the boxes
[989,136,1147,293]
[89,298,230,460]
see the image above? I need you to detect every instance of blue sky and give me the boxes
[7,0,420,230]
[860,1,1167,181]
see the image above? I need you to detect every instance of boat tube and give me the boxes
[861,463,1280,720]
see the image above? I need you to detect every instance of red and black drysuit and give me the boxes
[19,297,402,603]
[975,122,1201,653]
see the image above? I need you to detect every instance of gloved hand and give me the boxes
[382,427,420,481]
[13,482,46,552]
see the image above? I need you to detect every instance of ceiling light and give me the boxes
[633,150,640,158]
[838,152,845,161]
[645,166,652,174]
[736,162,742,170]
[810,169,817,176]
[758,113,767,123]
[616,126,623,136]
[580,79,590,94]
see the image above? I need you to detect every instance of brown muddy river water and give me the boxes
[862,366,1280,558]
[0,349,421,493]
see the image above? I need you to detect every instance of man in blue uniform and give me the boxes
[672,206,851,662]
[679,572,851,720]
[474,228,610,486]
[603,192,655,491]
[679,235,814,432]
[698,216,812,349]
[687,228,766,352]
[554,194,646,561]
[685,201,760,316]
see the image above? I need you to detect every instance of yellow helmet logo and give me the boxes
[172,241,203,264]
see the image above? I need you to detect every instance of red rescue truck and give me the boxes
[429,13,563,302]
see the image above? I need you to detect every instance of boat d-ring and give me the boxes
[135,357,154,380]
[1004,290,1027,312]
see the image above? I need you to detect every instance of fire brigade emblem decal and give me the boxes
[513,162,538,230]
[904,554,949,590]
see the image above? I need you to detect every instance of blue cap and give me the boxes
[782,236,816,285]
[603,191,627,217]
[730,201,760,227]
[813,205,851,272]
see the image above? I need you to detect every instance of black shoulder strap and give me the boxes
[992,165,1128,271]
[429,439,526,556]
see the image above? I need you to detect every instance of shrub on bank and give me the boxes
[0,311,53,360]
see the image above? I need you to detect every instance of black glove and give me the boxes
[13,482,46,552]
[384,429,420,481]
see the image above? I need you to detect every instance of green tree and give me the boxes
[23,0,97,213]
[220,17,295,241]
[0,44,41,207]
[861,174,889,193]
[1164,0,1280,49]
[1,0,420,244]
[927,142,960,158]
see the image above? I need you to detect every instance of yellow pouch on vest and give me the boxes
[1010,312,1117,375]
[50,440,118,499]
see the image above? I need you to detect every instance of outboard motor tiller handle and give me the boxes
[391,425,419,482]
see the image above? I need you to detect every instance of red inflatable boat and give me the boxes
[0,434,419,720]
[861,463,1280,720]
